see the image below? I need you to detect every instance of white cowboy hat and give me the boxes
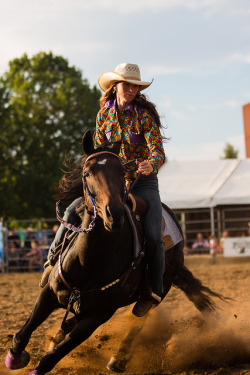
[98,63,153,92]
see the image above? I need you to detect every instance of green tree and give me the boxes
[0,52,100,220]
[221,142,239,159]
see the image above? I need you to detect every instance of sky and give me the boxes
[1,0,250,161]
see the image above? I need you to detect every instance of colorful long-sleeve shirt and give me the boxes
[94,99,165,172]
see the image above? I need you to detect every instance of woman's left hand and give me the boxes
[137,160,154,175]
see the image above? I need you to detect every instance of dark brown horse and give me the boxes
[5,130,225,375]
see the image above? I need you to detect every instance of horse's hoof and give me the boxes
[28,369,43,375]
[107,356,126,373]
[5,348,30,369]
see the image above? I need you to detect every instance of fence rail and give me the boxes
[1,205,250,272]
[1,218,59,273]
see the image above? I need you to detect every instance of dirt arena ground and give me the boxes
[1,254,250,375]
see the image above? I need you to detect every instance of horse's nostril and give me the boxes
[106,205,112,219]
[104,203,124,231]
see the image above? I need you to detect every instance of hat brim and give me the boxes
[98,71,153,92]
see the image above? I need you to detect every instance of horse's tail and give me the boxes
[173,265,228,312]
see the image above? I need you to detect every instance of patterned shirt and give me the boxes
[94,99,165,172]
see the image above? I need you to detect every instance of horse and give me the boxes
[5,130,226,375]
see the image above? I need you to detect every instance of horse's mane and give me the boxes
[55,156,85,202]
[55,140,120,202]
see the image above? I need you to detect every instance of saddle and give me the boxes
[126,192,182,255]
[39,191,183,290]
[126,193,147,248]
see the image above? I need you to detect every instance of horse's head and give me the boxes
[81,130,125,232]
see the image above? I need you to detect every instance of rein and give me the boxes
[56,200,96,233]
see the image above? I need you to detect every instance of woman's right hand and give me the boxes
[136,160,154,176]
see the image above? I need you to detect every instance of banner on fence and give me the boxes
[224,237,250,257]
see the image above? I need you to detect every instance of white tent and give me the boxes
[158,159,250,209]
[213,159,250,206]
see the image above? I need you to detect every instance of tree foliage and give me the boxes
[0,52,100,220]
[221,142,239,159]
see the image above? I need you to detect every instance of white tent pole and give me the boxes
[210,207,215,236]
[181,212,186,233]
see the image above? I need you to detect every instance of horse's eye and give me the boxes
[84,171,91,178]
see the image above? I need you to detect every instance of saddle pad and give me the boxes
[162,207,183,250]
[125,204,183,257]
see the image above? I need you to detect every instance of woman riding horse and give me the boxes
[46,63,166,317]
[5,64,228,375]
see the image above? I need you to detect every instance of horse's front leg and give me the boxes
[5,283,60,370]
[32,309,116,375]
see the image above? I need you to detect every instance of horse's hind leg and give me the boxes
[162,241,184,299]
[32,309,116,374]
[106,244,185,373]
[48,316,76,351]
[107,315,149,373]
[12,284,59,354]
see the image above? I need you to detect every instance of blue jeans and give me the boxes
[131,173,164,297]
[48,174,164,296]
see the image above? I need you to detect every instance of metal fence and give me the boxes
[1,205,249,272]
[175,205,250,246]
[1,218,59,273]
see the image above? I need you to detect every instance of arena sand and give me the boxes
[1,254,250,375]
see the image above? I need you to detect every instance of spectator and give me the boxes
[192,232,209,253]
[37,238,49,263]
[7,229,21,271]
[219,230,229,252]
[7,240,21,270]
[209,235,218,265]
[25,240,43,272]
[19,228,36,271]
[24,228,36,250]
[8,228,21,249]
[47,224,59,246]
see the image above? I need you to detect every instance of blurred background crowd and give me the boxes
[3,222,250,272]
[4,225,59,272]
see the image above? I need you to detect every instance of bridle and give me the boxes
[56,151,145,323]
[56,151,127,233]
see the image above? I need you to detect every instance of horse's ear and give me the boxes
[82,130,95,155]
